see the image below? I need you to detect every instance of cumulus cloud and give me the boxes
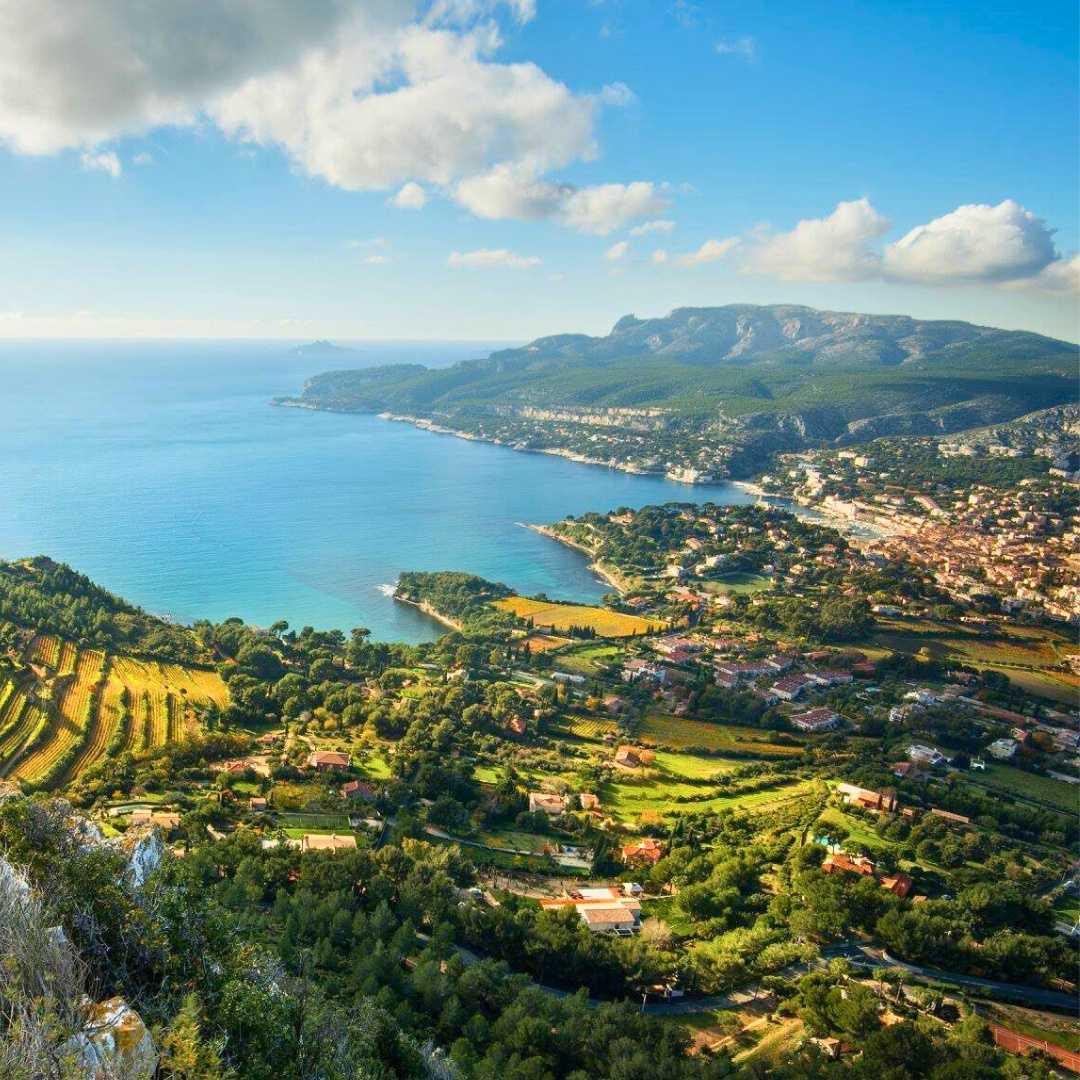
[596,81,636,106]
[426,0,536,25]
[675,236,739,268]
[883,199,1058,284]
[364,254,389,264]
[390,181,427,209]
[715,35,756,60]
[558,181,666,235]
[0,0,366,154]
[747,198,889,282]
[447,247,539,269]
[455,166,665,234]
[631,219,675,236]
[651,249,669,264]
[0,0,657,229]
[605,240,629,261]
[79,150,122,178]
[131,151,153,166]
[743,197,1074,291]
[1030,254,1080,294]
[213,22,600,194]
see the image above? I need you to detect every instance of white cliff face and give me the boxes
[64,998,158,1080]
[0,854,31,904]
[117,827,165,889]
[69,814,106,850]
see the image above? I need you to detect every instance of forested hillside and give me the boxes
[278,305,1077,480]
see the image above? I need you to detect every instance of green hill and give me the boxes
[278,304,1077,478]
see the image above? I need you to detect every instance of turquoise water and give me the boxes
[0,341,755,642]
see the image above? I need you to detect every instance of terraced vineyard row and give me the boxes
[14,679,89,784]
[0,632,229,788]
[0,690,49,779]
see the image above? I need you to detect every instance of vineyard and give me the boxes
[492,597,664,637]
[0,633,229,788]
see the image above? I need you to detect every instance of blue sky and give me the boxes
[0,0,1076,341]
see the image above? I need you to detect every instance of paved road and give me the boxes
[878,951,1079,1012]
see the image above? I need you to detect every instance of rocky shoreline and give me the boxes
[524,524,630,594]
[274,399,721,486]
[391,593,463,632]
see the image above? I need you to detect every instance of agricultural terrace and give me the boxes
[568,711,805,758]
[0,634,229,787]
[960,761,1078,815]
[0,683,48,777]
[601,775,820,824]
[869,617,1079,703]
[522,633,573,654]
[492,596,664,637]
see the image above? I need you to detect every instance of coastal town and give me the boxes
[2,477,1076,1076]
[755,406,1080,624]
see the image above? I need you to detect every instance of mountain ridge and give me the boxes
[277,304,1077,481]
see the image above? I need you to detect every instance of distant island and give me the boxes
[289,339,357,357]
[274,303,1078,483]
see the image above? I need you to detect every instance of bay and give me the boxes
[0,340,756,642]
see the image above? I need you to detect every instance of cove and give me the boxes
[0,341,757,642]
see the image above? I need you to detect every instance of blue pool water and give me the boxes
[0,340,755,641]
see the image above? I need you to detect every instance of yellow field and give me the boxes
[27,634,61,669]
[523,634,574,654]
[0,687,41,766]
[640,713,805,756]
[0,694,49,778]
[68,666,123,779]
[15,682,89,782]
[110,656,228,708]
[567,716,615,742]
[494,596,663,638]
[0,635,229,787]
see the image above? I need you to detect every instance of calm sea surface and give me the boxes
[0,341,756,642]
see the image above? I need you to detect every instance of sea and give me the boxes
[0,340,757,643]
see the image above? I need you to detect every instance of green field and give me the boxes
[652,750,740,781]
[869,618,1078,703]
[641,712,805,756]
[549,644,622,676]
[816,806,895,853]
[699,572,772,596]
[277,812,351,831]
[601,777,817,823]
[474,828,554,854]
[962,762,1078,814]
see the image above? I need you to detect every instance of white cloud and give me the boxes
[447,248,539,269]
[651,249,669,264]
[675,236,739,268]
[883,199,1058,284]
[558,181,666,235]
[131,150,153,166]
[605,240,629,261]
[426,0,536,26]
[364,254,390,264]
[715,35,756,60]
[455,166,665,234]
[747,198,889,281]
[0,0,367,154]
[631,219,675,236]
[0,0,653,229]
[390,181,427,209]
[454,163,563,220]
[596,81,636,106]
[79,150,122,178]
[1030,254,1080,294]
[212,22,599,195]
